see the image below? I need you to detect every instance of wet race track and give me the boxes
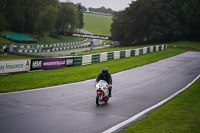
[0,51,200,133]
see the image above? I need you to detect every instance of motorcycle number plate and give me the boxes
[99,84,103,88]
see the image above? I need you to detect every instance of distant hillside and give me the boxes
[83,13,112,36]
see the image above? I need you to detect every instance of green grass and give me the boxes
[123,77,200,133]
[0,36,13,46]
[168,41,200,51]
[0,54,31,61]
[36,36,85,45]
[83,13,112,36]
[0,31,86,47]
[0,47,186,92]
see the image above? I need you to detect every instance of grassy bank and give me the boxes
[123,77,200,133]
[168,41,200,51]
[36,36,85,45]
[0,54,31,61]
[83,13,112,36]
[0,32,85,47]
[0,47,186,93]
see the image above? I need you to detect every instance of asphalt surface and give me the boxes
[48,45,110,55]
[0,51,200,133]
[47,29,104,55]
[78,29,103,45]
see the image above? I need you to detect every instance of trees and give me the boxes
[88,6,114,15]
[111,11,126,43]
[56,3,79,32]
[111,0,200,45]
[0,0,83,37]
[125,0,154,44]
[77,3,84,29]
[0,13,7,31]
[111,0,154,45]
[182,0,200,41]
[35,6,57,38]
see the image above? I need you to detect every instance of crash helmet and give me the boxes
[102,68,108,73]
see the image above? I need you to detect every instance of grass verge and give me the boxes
[36,36,85,45]
[122,77,200,133]
[0,54,31,61]
[0,48,186,93]
[83,13,112,36]
[0,32,85,47]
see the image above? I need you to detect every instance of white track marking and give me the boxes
[102,74,200,133]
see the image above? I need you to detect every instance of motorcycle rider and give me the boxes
[96,68,112,97]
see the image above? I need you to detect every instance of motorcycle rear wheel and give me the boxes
[96,93,103,106]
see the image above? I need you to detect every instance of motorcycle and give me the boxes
[95,80,110,106]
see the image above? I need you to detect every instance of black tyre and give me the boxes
[96,93,103,106]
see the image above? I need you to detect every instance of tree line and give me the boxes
[0,0,84,39]
[111,0,200,45]
[88,7,114,15]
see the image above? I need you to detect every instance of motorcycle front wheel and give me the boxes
[96,93,103,106]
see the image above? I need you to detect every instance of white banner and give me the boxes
[0,60,31,74]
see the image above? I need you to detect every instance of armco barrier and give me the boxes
[125,50,131,57]
[82,55,92,65]
[143,47,147,54]
[131,49,135,56]
[100,53,107,62]
[147,47,150,53]
[120,51,126,59]
[16,38,89,53]
[114,51,120,59]
[0,44,167,74]
[73,57,82,66]
[139,48,143,55]
[71,44,167,66]
[135,49,139,56]
[150,46,154,52]
[92,54,100,64]
[156,45,159,51]
[107,52,114,61]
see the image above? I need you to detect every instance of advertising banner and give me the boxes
[59,32,112,40]
[31,58,74,70]
[0,60,31,74]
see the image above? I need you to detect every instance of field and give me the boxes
[36,36,85,44]
[123,77,200,133]
[0,13,200,133]
[83,13,113,36]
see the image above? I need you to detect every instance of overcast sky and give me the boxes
[69,0,134,11]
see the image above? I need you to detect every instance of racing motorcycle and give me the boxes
[95,80,110,106]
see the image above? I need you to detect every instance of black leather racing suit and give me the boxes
[96,72,112,96]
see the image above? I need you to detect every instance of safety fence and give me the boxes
[16,38,89,53]
[0,44,167,74]
[73,44,167,66]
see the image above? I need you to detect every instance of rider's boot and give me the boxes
[109,90,112,97]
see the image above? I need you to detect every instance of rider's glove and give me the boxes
[109,84,112,89]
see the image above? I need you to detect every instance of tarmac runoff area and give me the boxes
[0,51,200,133]
[47,45,109,55]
